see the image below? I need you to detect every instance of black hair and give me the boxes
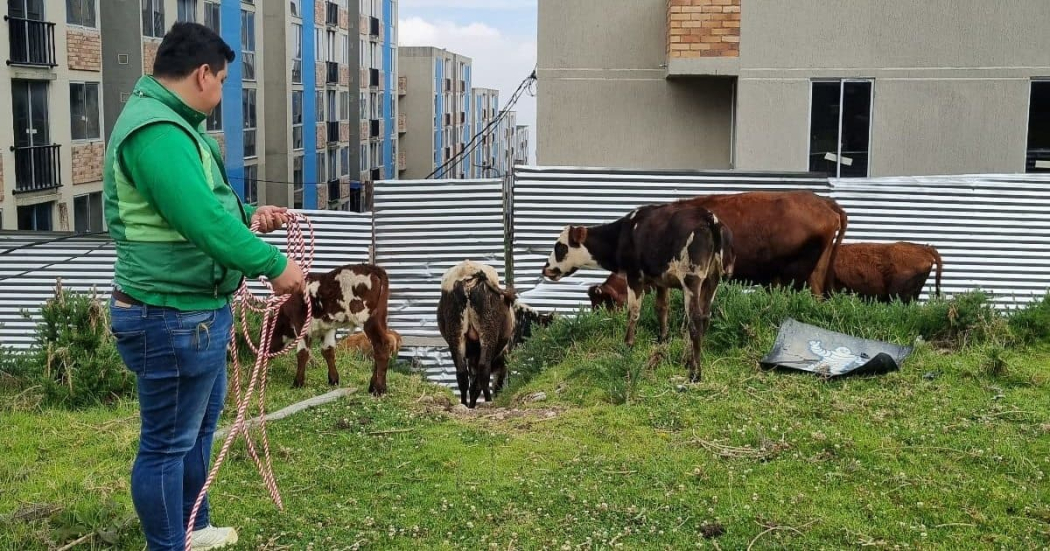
[153,22,236,79]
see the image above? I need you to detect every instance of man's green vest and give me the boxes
[103,75,250,310]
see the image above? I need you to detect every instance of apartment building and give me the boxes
[499,110,518,175]
[398,46,472,179]
[538,0,1050,177]
[513,124,529,166]
[0,0,104,231]
[470,87,500,178]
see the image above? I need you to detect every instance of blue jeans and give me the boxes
[109,298,233,551]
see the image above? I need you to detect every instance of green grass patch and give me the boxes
[2,285,1049,549]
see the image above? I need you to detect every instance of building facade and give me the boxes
[397,46,472,179]
[0,0,105,231]
[538,0,1050,177]
[470,87,500,178]
[513,124,529,166]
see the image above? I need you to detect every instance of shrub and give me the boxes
[1006,292,1050,345]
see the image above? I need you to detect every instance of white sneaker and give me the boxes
[189,524,239,549]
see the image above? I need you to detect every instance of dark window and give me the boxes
[177,0,196,22]
[69,82,100,140]
[18,202,52,231]
[292,23,302,84]
[809,80,872,178]
[240,9,255,80]
[243,164,258,205]
[1026,80,1050,173]
[204,1,220,32]
[66,0,96,27]
[292,90,303,150]
[293,155,304,209]
[141,0,165,38]
[242,88,256,158]
[73,192,103,233]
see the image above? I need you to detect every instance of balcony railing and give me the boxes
[326,61,339,84]
[5,17,57,67]
[369,16,379,36]
[327,179,340,206]
[327,121,340,143]
[12,144,61,193]
[370,167,381,181]
[369,68,380,88]
[326,2,339,26]
[369,119,380,138]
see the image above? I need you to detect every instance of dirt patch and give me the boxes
[700,521,725,539]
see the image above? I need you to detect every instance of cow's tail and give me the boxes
[925,245,943,297]
[471,269,517,306]
[822,197,849,294]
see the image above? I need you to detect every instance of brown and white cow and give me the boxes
[542,199,734,382]
[680,191,847,296]
[269,263,394,395]
[437,260,555,408]
[831,241,943,303]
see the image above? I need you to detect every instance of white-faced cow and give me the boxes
[542,199,734,382]
[437,260,555,408]
[269,263,394,396]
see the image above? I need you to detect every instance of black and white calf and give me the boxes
[541,199,734,381]
[437,260,555,408]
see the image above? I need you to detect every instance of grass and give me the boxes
[2,285,1050,549]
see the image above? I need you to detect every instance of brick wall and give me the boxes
[315,0,326,26]
[668,0,740,58]
[67,28,101,72]
[316,182,328,208]
[143,39,160,74]
[316,123,327,147]
[340,122,350,142]
[340,65,350,86]
[360,120,369,137]
[359,15,369,34]
[72,142,104,184]
[315,62,326,86]
[339,7,350,30]
[360,68,369,87]
[210,132,226,160]
[340,182,350,199]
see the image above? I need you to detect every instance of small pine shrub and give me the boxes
[19,281,134,408]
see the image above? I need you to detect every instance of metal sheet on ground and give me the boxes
[759,318,913,378]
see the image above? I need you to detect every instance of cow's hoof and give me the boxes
[688,372,702,384]
[292,380,305,389]
[328,377,339,386]
[368,380,387,396]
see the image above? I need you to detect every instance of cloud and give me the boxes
[400,0,536,9]
[398,17,537,164]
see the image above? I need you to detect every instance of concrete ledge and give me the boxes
[667,57,741,78]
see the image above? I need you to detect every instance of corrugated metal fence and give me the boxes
[829,174,1050,308]
[510,166,829,312]
[0,209,373,349]
[372,178,506,385]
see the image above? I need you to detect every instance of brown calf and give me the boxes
[588,272,630,311]
[831,242,943,303]
[543,198,733,382]
[340,328,402,358]
[681,191,847,296]
[269,263,394,396]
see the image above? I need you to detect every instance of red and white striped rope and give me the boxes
[185,211,316,550]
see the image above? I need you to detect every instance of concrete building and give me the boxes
[470,87,500,178]
[0,0,105,231]
[499,110,518,174]
[398,46,472,179]
[514,124,529,166]
[537,0,1050,177]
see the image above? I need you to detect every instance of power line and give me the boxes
[0,238,113,284]
[0,231,109,257]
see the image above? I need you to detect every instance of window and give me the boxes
[360,143,367,170]
[18,202,53,231]
[204,1,220,32]
[315,29,323,62]
[327,90,337,122]
[316,90,324,122]
[241,10,255,80]
[1026,80,1050,173]
[361,93,368,120]
[141,0,165,38]
[342,34,349,65]
[370,92,379,119]
[73,192,103,233]
[809,79,872,178]
[69,82,100,141]
[327,30,337,62]
[328,149,338,180]
[206,101,222,131]
[177,0,196,22]
[360,39,366,66]
[243,165,258,205]
[292,90,303,150]
[293,156,304,209]
[291,23,302,84]
[67,0,96,27]
[290,0,301,17]
[340,91,350,121]
[341,146,349,176]
[243,88,257,158]
[317,151,326,183]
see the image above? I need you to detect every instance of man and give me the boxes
[103,22,305,550]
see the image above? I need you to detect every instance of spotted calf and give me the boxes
[269,263,393,395]
[542,199,734,381]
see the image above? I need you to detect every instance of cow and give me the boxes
[437,260,555,408]
[541,198,733,382]
[340,328,402,358]
[588,272,630,311]
[269,263,394,396]
[678,191,847,297]
[831,241,943,303]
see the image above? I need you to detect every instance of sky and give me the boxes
[397,0,538,165]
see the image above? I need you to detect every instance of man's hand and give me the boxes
[270,258,306,296]
[252,205,290,234]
